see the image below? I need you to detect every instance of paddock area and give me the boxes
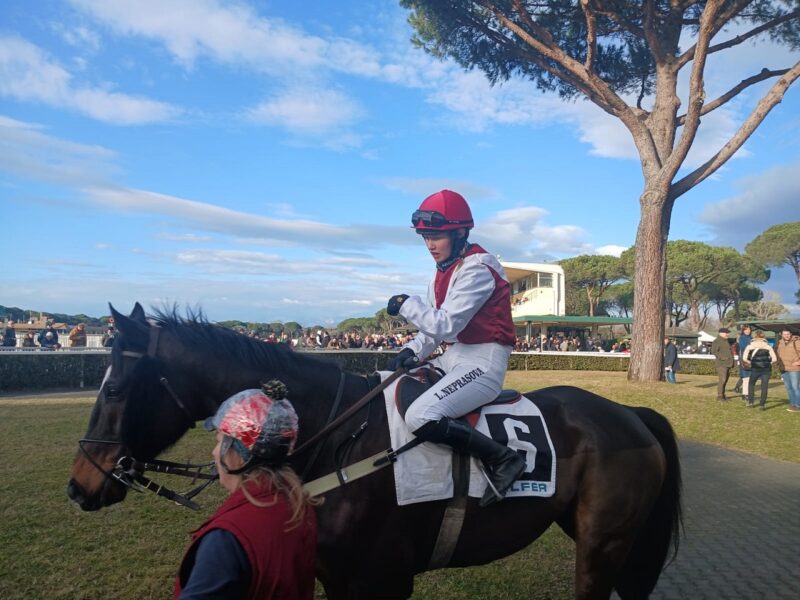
[1,370,798,599]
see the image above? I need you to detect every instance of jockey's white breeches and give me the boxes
[404,342,512,431]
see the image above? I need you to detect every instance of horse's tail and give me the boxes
[615,406,683,599]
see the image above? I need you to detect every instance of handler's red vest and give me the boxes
[434,244,516,347]
[175,481,316,600]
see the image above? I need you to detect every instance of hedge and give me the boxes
[0,350,747,393]
[0,352,112,392]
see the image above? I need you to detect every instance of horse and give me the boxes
[68,304,682,599]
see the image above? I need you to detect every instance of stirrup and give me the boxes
[477,465,503,507]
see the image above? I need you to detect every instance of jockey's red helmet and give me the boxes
[411,189,474,232]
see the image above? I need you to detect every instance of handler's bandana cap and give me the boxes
[205,389,298,465]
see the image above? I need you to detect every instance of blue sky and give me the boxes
[2,0,798,326]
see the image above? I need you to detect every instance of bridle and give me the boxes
[77,326,217,511]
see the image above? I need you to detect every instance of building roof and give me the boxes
[501,261,564,284]
[512,314,632,325]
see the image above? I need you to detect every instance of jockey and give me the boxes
[386,189,525,506]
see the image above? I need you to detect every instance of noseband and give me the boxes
[78,326,217,510]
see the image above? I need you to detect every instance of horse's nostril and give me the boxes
[67,480,85,504]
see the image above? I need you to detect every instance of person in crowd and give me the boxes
[742,330,778,411]
[22,332,36,348]
[102,326,116,347]
[2,320,17,348]
[385,189,524,507]
[734,325,752,400]
[710,327,734,402]
[175,383,318,599]
[38,321,60,349]
[69,323,87,348]
[663,336,679,384]
[773,327,800,413]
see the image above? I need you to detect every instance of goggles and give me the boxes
[411,210,467,228]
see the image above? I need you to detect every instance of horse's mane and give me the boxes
[149,306,336,380]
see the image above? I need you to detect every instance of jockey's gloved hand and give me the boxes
[387,294,409,317]
[387,348,419,371]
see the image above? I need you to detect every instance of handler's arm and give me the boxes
[180,529,251,599]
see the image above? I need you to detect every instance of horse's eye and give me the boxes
[105,384,121,402]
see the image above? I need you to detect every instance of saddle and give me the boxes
[395,368,521,420]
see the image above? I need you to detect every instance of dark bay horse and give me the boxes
[68,304,681,599]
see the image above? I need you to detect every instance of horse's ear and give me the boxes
[110,303,149,348]
[130,302,147,323]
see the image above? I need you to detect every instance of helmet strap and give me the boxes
[436,230,470,272]
[222,455,260,475]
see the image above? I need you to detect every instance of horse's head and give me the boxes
[67,303,211,511]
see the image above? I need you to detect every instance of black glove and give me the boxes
[387,294,409,317]
[387,347,419,371]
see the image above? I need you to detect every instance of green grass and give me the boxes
[0,371,797,599]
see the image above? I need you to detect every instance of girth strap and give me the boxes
[428,450,470,569]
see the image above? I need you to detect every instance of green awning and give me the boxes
[735,319,800,335]
[512,315,632,325]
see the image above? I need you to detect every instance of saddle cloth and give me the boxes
[382,372,557,506]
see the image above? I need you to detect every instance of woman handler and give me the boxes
[386,189,525,506]
[175,383,318,599]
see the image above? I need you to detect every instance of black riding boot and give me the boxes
[414,417,526,507]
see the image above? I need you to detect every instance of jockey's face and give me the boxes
[420,231,453,263]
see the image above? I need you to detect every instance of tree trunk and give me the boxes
[628,192,672,381]
[689,299,701,331]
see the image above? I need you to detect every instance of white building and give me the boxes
[501,261,566,319]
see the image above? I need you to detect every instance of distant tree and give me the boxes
[284,321,303,335]
[337,317,380,332]
[565,281,592,316]
[740,291,789,320]
[745,222,800,295]
[668,241,761,330]
[560,255,624,316]
[375,308,405,333]
[605,282,633,316]
[700,281,763,323]
[402,0,800,381]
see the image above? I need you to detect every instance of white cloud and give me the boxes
[0,115,119,186]
[154,232,212,242]
[474,206,592,261]
[697,162,800,247]
[84,185,408,248]
[381,177,496,200]
[0,35,179,124]
[68,0,338,75]
[595,245,628,257]
[53,23,101,51]
[246,87,363,134]
[0,115,412,251]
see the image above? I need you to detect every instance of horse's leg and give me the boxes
[572,448,665,600]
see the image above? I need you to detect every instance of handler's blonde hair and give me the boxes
[237,464,322,530]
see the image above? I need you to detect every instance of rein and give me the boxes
[291,367,406,456]
[78,439,217,510]
[296,365,428,497]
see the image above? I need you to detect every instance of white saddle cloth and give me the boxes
[383,373,557,506]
